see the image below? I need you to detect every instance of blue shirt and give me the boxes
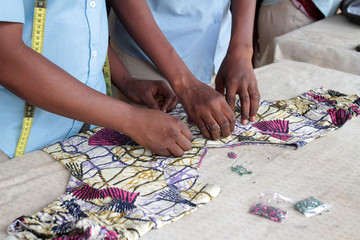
[110,0,232,84]
[261,0,341,17]
[0,0,108,157]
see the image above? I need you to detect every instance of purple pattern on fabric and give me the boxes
[61,199,88,218]
[157,189,197,207]
[252,120,289,133]
[88,128,137,146]
[197,148,208,167]
[100,198,137,213]
[72,184,139,203]
[267,133,292,141]
[327,108,352,127]
[52,222,76,235]
[186,117,195,126]
[307,93,337,105]
[52,228,91,240]
[252,120,292,140]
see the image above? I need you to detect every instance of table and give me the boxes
[1,60,360,240]
[260,14,360,76]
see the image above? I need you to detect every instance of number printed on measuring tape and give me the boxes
[32,1,47,54]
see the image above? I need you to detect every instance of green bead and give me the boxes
[294,196,323,213]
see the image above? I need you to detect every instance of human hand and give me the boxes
[119,79,178,112]
[127,108,193,157]
[215,53,260,124]
[121,79,178,112]
[175,80,236,141]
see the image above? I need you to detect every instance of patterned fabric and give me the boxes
[8,88,359,239]
[88,128,138,146]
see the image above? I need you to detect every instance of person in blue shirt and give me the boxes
[0,0,193,158]
[108,0,261,141]
[257,0,341,61]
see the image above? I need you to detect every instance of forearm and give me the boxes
[110,0,195,92]
[228,0,256,59]
[107,43,132,93]
[0,23,135,135]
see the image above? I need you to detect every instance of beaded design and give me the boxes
[249,203,288,222]
[294,196,323,214]
[231,165,252,176]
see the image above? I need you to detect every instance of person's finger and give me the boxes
[196,117,212,139]
[174,118,193,149]
[249,87,261,122]
[239,88,250,125]
[167,95,179,111]
[215,75,225,96]
[159,95,170,112]
[181,125,193,141]
[154,81,178,112]
[225,84,237,112]
[160,94,178,112]
[202,115,221,140]
[222,104,236,132]
[168,144,185,157]
[145,93,161,110]
[175,136,192,153]
[152,147,172,157]
[212,110,231,137]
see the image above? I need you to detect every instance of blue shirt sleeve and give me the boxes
[312,0,341,17]
[0,0,25,23]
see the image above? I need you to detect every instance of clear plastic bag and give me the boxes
[294,196,331,218]
[249,191,295,223]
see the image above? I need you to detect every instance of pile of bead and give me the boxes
[231,165,252,176]
[227,151,237,159]
[249,203,288,223]
[294,196,330,217]
[294,196,322,213]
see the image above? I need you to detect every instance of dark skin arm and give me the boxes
[0,22,192,156]
[216,0,261,124]
[108,45,178,112]
[110,0,236,141]
[111,0,261,136]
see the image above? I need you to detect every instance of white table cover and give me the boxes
[260,14,360,76]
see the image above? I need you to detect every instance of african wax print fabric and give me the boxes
[8,88,360,239]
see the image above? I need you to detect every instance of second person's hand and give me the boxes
[118,78,178,112]
[215,52,260,125]
[175,80,236,141]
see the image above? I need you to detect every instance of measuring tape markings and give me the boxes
[103,55,112,97]
[14,0,47,157]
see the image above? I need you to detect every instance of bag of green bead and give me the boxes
[294,196,331,217]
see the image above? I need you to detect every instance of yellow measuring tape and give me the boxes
[103,55,112,97]
[14,0,47,157]
[15,0,112,157]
